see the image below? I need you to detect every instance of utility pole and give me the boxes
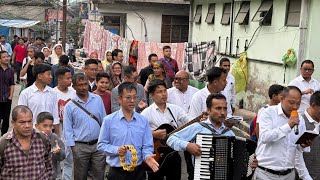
[297,0,309,76]
[62,0,67,51]
[55,5,59,43]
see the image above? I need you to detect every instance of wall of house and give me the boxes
[191,0,301,112]
[97,2,189,42]
[305,0,320,79]
[0,5,48,21]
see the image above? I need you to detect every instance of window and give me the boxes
[103,14,126,36]
[161,15,189,43]
[221,3,231,25]
[286,0,301,26]
[205,3,215,24]
[252,0,273,26]
[235,1,250,25]
[194,5,202,24]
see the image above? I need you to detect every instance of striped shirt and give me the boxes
[0,66,14,102]
[0,130,53,179]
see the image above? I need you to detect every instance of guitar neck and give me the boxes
[168,114,204,136]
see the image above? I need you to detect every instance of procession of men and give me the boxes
[0,35,319,180]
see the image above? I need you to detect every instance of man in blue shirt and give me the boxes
[0,35,12,57]
[97,82,159,180]
[63,73,107,180]
[167,93,234,179]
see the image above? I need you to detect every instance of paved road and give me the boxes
[9,84,189,179]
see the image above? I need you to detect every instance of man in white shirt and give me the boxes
[18,63,60,135]
[141,79,192,180]
[53,67,76,180]
[289,60,320,114]
[255,86,312,180]
[167,70,199,180]
[301,91,320,180]
[167,70,198,113]
[188,67,227,119]
[219,58,235,117]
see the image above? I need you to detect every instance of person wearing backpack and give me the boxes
[0,105,53,179]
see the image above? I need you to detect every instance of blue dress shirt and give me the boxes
[2,43,12,57]
[63,93,106,146]
[97,109,154,167]
[167,119,235,151]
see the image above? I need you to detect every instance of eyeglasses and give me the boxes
[174,77,188,81]
[301,68,314,72]
[127,76,140,81]
[121,96,138,101]
[87,68,98,72]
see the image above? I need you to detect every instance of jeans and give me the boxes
[62,146,73,180]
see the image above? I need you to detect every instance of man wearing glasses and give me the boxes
[111,65,147,113]
[289,60,320,113]
[83,59,99,92]
[167,70,198,113]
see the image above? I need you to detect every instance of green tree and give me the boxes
[67,17,84,48]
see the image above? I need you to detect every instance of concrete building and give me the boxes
[188,0,320,112]
[92,0,190,42]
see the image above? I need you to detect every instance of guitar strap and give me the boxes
[198,122,231,135]
[167,107,178,128]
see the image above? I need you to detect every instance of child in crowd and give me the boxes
[36,112,66,180]
[93,73,112,115]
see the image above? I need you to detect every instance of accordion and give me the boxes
[194,134,257,180]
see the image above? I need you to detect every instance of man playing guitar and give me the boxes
[141,79,192,180]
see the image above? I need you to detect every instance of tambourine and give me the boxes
[119,145,138,171]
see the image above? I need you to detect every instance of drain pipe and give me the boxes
[229,0,235,55]
[188,0,194,43]
[297,0,310,76]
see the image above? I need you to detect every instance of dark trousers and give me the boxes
[108,165,146,180]
[184,151,194,180]
[148,152,181,180]
[15,62,22,81]
[71,142,106,180]
[0,100,12,135]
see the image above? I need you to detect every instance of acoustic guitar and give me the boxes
[145,113,207,171]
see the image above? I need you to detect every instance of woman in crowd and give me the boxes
[144,61,172,91]
[102,50,113,72]
[108,61,122,89]
[41,47,51,64]
[49,44,64,65]
[89,51,98,59]
[144,61,172,105]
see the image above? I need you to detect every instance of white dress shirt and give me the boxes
[141,103,192,130]
[221,73,235,117]
[304,109,320,133]
[167,85,199,113]
[256,103,312,180]
[289,75,320,113]
[18,84,59,125]
[188,86,210,119]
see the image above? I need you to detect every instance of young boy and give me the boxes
[93,73,111,114]
[36,112,66,180]
[250,84,285,141]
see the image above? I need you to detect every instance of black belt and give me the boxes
[110,165,142,172]
[258,166,293,176]
[75,139,98,145]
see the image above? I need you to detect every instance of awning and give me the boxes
[0,19,40,28]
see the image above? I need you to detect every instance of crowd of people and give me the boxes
[0,34,319,180]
